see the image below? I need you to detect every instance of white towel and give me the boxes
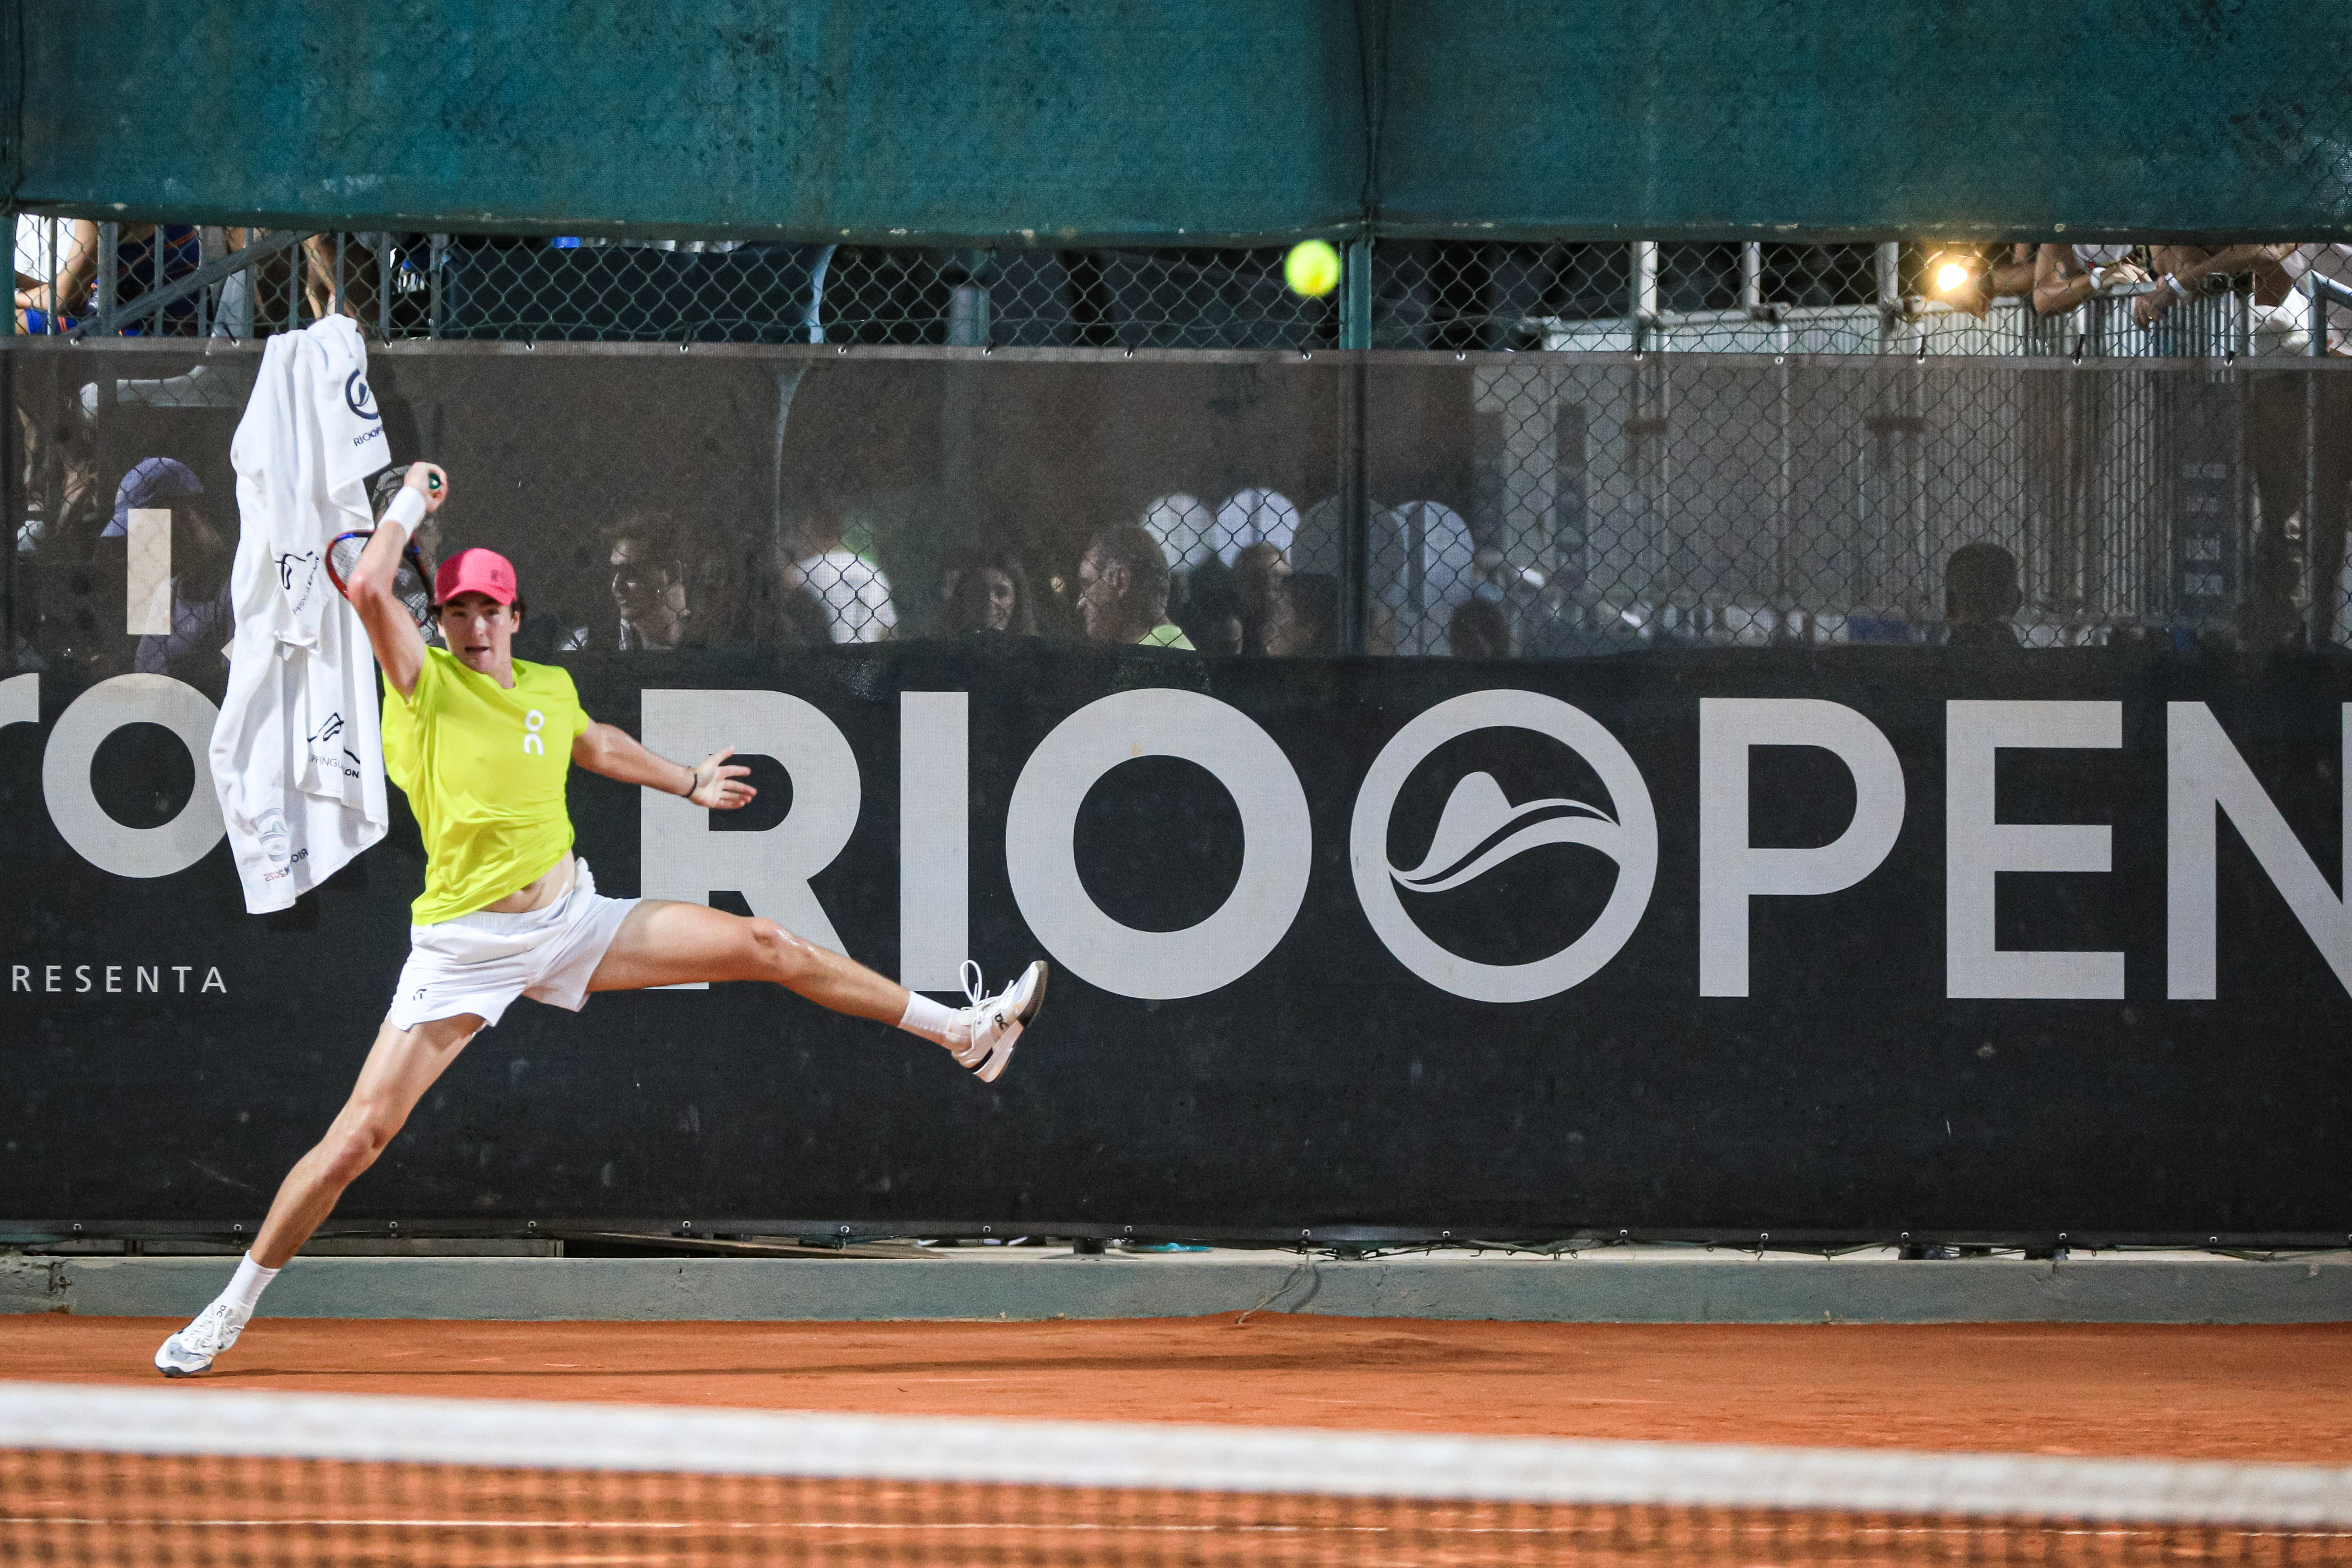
[209,318,394,912]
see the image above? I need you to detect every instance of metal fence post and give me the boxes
[947,250,991,347]
[1631,242,1657,350]
[194,228,211,339]
[429,234,446,340]
[1341,238,1371,352]
[96,223,118,328]
[1876,242,1900,350]
[2308,280,2325,643]
[1337,238,1373,653]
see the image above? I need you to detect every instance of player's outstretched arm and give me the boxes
[346,462,447,698]
[573,727,755,809]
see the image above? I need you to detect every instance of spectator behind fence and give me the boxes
[2132,243,2298,332]
[15,386,108,675]
[299,234,392,333]
[1182,569,1246,655]
[2031,244,2147,317]
[936,542,979,628]
[1943,543,2024,649]
[1078,524,1194,649]
[1266,572,1338,656]
[1230,542,1292,654]
[15,220,200,335]
[2137,243,2352,645]
[795,511,898,643]
[1448,597,1511,659]
[118,458,235,696]
[757,560,835,648]
[563,513,703,652]
[1212,488,1298,566]
[942,548,1038,637]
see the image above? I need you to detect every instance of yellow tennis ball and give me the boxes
[1285,240,1342,298]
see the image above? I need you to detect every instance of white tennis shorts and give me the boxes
[386,860,639,1030]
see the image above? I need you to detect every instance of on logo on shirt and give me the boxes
[523,709,546,755]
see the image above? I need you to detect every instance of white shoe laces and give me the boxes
[181,1301,243,1354]
[960,960,1006,1027]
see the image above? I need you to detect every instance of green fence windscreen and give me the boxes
[19,1,2352,243]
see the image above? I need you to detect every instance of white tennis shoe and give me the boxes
[154,1300,249,1378]
[950,959,1047,1084]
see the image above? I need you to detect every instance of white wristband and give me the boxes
[382,485,428,542]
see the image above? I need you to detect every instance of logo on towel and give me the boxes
[306,712,363,782]
[255,808,291,866]
[345,370,379,420]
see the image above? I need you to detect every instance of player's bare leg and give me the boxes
[155,1012,483,1376]
[587,900,1045,1082]
[250,1013,486,1267]
[587,899,909,1019]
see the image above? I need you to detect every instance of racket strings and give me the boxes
[326,531,371,588]
[326,530,435,628]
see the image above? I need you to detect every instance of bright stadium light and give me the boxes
[1923,250,1979,297]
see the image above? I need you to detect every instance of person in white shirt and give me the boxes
[792,513,897,643]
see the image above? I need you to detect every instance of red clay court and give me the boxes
[5,1314,2346,1461]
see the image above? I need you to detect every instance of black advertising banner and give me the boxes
[3,644,2349,1246]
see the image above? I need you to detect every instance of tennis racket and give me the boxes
[325,529,435,629]
[328,467,446,627]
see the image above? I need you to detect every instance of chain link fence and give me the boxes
[23,225,2320,357]
[12,219,2351,667]
[10,222,1341,350]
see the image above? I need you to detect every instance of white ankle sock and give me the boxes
[896,993,962,1047]
[218,1253,279,1316]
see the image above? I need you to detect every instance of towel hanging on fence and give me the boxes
[209,317,394,913]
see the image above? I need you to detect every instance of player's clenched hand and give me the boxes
[688,747,756,810]
[403,462,450,513]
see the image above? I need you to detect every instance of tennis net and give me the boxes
[1,1380,2348,1567]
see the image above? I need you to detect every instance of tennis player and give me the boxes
[158,462,1044,1377]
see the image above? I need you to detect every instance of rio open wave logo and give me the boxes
[1350,691,1657,1002]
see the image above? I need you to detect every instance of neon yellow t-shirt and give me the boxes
[382,648,592,923]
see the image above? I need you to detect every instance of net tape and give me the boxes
[3,1382,2349,1527]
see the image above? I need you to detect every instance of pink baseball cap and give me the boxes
[434,547,519,606]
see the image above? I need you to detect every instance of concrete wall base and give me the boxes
[5,1251,2349,1324]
